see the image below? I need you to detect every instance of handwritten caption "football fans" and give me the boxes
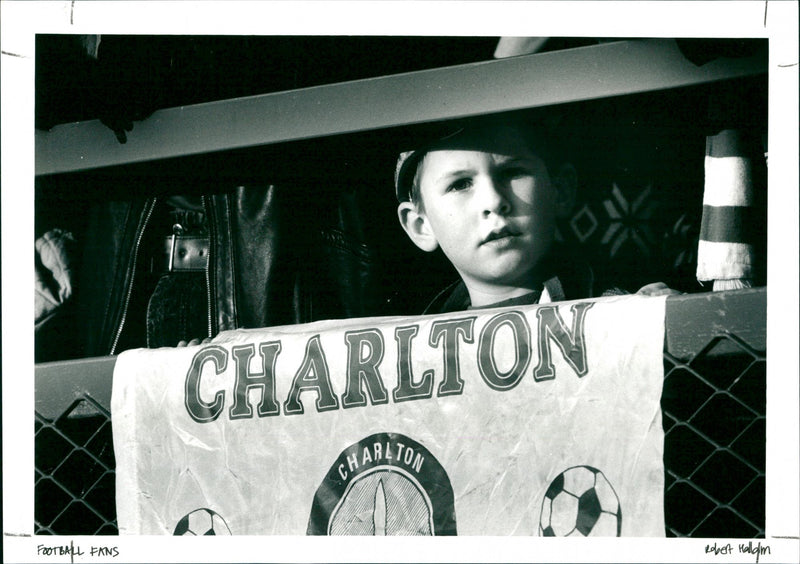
[705,541,771,563]
[36,541,119,561]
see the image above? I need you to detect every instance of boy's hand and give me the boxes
[636,282,683,297]
[177,337,212,347]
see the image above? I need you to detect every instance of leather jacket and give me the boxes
[59,183,383,360]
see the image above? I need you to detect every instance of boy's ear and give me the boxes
[552,162,578,217]
[397,202,439,252]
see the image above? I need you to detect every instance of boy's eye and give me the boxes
[447,177,473,192]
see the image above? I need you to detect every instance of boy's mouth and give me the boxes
[481,226,519,245]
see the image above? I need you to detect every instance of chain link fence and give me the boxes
[35,396,117,535]
[662,333,766,537]
[34,291,767,537]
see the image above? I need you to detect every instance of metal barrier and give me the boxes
[662,335,765,537]
[34,288,767,537]
[35,396,117,535]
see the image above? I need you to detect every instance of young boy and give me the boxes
[395,118,675,313]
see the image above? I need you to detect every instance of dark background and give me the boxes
[35,35,768,321]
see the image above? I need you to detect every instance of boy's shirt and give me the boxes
[423,245,625,314]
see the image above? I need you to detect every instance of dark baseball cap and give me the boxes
[393,116,561,203]
[394,127,466,203]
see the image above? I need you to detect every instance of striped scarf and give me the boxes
[697,129,762,290]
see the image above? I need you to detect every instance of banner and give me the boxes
[112,294,666,536]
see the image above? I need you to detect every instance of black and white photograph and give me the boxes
[3,1,798,562]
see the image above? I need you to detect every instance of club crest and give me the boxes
[307,432,457,535]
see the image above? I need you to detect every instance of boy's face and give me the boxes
[407,127,562,293]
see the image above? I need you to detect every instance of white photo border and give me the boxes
[3,1,797,562]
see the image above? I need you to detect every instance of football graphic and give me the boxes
[173,508,232,535]
[539,465,622,537]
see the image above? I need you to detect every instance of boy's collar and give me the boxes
[422,244,595,314]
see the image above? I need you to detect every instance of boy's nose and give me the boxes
[477,177,511,216]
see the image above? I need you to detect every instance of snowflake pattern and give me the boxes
[569,204,599,243]
[664,213,698,270]
[600,183,658,258]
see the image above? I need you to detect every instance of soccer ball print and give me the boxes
[173,508,232,535]
[539,465,622,536]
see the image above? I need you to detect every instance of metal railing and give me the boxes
[34,288,767,537]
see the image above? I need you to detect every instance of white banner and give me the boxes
[112,294,666,536]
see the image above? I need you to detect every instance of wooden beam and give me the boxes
[35,39,766,176]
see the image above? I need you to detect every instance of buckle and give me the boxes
[159,224,209,273]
